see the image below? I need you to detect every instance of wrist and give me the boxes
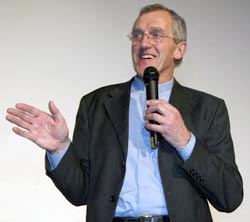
[49,138,70,154]
[178,131,191,149]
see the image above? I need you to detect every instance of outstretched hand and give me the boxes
[6,101,70,153]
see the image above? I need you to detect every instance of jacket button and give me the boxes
[189,169,195,177]
[121,161,126,169]
[109,195,116,203]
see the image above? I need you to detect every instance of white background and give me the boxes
[0,0,249,221]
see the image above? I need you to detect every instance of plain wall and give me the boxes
[0,0,249,221]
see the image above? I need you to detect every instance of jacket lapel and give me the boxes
[169,79,192,115]
[103,79,133,158]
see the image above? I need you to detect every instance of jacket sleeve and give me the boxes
[45,98,90,206]
[181,99,243,212]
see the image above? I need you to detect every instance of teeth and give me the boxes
[141,55,154,59]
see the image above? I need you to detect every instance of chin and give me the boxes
[135,66,152,76]
[136,72,144,78]
[133,66,143,77]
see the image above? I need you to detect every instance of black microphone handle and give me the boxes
[145,79,159,148]
[143,66,160,148]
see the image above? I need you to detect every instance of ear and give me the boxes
[173,41,187,60]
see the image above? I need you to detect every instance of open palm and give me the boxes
[6,101,70,153]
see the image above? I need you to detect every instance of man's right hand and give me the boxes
[6,101,70,154]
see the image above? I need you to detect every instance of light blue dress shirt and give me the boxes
[114,76,195,217]
[47,76,196,217]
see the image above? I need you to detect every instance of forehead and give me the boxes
[133,10,172,32]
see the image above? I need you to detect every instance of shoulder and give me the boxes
[174,79,225,104]
[171,80,228,119]
[79,79,133,107]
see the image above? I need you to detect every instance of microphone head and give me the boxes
[143,66,159,83]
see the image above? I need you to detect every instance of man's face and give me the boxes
[131,10,180,82]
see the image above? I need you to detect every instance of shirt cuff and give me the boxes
[176,133,196,161]
[46,142,70,171]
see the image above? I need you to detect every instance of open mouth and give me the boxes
[140,54,156,59]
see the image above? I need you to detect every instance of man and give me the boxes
[6,4,243,222]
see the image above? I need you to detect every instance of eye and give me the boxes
[150,32,163,39]
[132,32,143,41]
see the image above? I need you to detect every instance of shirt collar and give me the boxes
[133,75,174,93]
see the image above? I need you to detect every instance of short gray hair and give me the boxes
[138,4,187,44]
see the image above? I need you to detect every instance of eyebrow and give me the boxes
[132,27,165,33]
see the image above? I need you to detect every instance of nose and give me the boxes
[140,34,153,48]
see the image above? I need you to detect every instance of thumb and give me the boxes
[48,101,62,121]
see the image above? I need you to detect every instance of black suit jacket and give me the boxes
[46,78,243,222]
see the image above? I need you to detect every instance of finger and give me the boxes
[145,120,163,133]
[146,99,165,106]
[48,101,59,115]
[7,108,34,124]
[145,112,165,125]
[146,99,174,110]
[12,127,33,140]
[145,104,169,118]
[145,106,166,117]
[48,101,63,122]
[147,100,177,118]
[6,114,31,130]
[15,103,41,117]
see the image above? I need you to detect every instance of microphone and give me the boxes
[143,66,159,148]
